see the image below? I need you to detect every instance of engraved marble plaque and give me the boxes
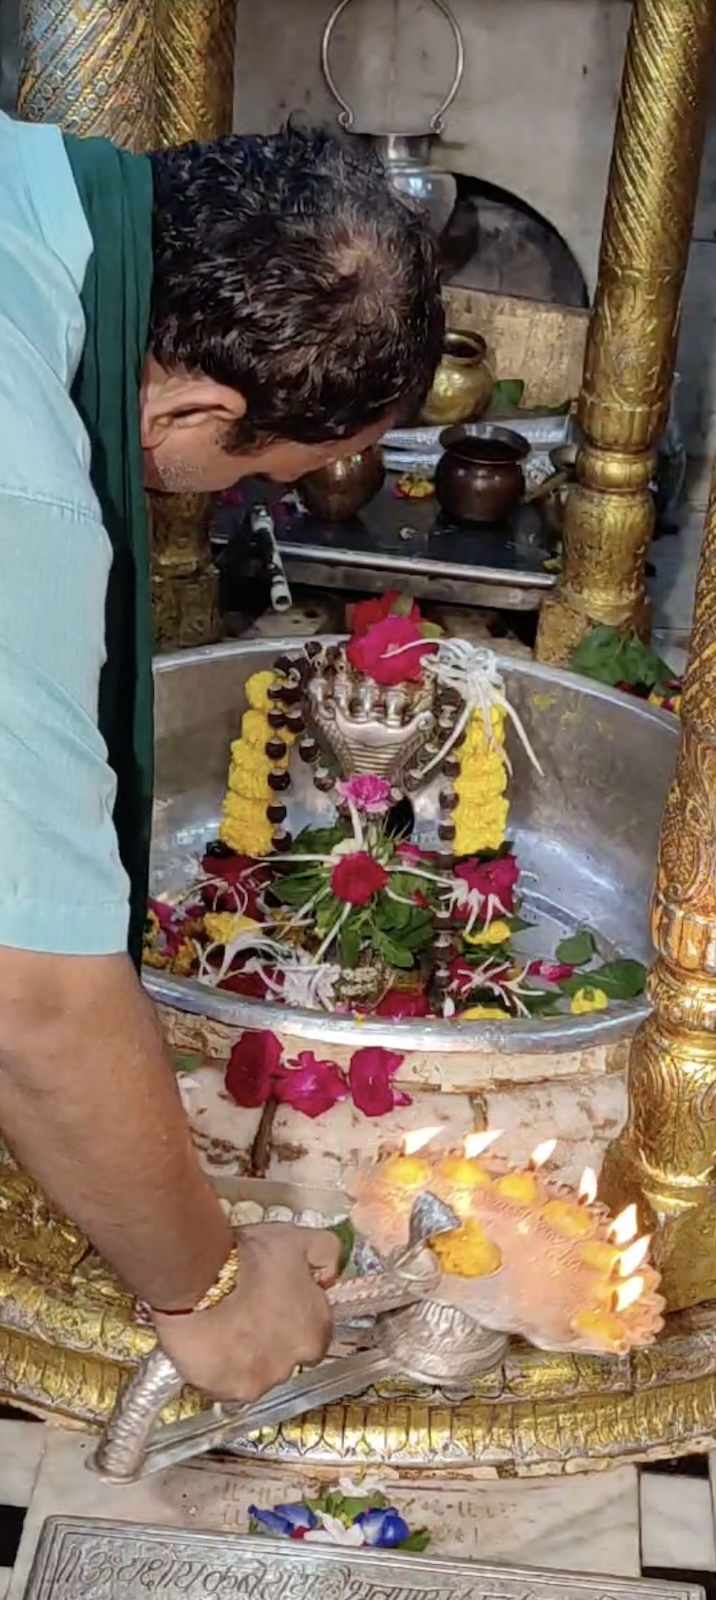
[21,1518,705,1600]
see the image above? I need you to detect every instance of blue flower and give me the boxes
[354,1507,410,1548]
[248,1503,317,1537]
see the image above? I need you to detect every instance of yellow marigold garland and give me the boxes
[453,705,509,856]
[218,670,287,855]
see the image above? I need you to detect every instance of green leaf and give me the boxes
[293,824,346,854]
[391,593,415,618]
[491,378,525,412]
[522,990,562,1017]
[589,959,648,1000]
[340,920,363,967]
[331,1218,356,1272]
[570,625,671,693]
[555,929,596,967]
[271,873,323,908]
[172,1051,205,1074]
[373,929,415,969]
[418,621,443,640]
[400,1530,432,1553]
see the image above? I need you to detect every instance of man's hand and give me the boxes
[152,1223,341,1402]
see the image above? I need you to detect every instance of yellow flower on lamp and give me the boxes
[429,1218,502,1278]
[463,918,511,948]
[570,986,609,1016]
[204,911,262,946]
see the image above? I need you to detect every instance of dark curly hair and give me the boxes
[148,125,444,450]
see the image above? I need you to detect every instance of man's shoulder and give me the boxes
[0,113,97,515]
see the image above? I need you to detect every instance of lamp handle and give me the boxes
[321,0,464,135]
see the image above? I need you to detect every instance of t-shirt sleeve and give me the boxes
[0,489,131,955]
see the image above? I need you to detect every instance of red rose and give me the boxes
[331,850,389,906]
[349,1047,411,1117]
[374,989,431,1019]
[455,853,519,915]
[346,616,436,688]
[349,591,421,636]
[275,1052,348,1118]
[225,1030,283,1107]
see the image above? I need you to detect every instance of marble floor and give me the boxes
[0,1407,715,1600]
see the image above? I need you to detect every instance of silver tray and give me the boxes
[22,1520,705,1600]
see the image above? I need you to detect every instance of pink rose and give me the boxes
[527,959,575,983]
[275,1052,348,1118]
[225,1030,284,1108]
[349,1047,412,1117]
[346,616,436,687]
[374,989,431,1019]
[331,850,389,906]
[454,853,519,915]
[335,774,392,815]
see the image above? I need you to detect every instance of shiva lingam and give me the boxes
[92,1131,663,1483]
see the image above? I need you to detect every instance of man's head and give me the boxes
[141,126,444,493]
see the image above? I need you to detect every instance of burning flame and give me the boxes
[578,1167,598,1205]
[463,1129,503,1159]
[529,1138,557,1169]
[618,1236,650,1278]
[609,1204,638,1246]
[614,1275,644,1314]
[403,1127,442,1156]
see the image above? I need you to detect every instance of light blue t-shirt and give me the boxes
[0,112,131,954]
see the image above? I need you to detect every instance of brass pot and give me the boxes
[421,329,493,427]
[299,446,385,522]
[435,424,530,525]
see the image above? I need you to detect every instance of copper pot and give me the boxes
[421,329,493,427]
[435,424,530,525]
[299,446,385,521]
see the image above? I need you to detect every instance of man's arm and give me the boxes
[0,947,232,1308]
[0,492,338,1393]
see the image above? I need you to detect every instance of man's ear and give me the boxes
[140,359,247,448]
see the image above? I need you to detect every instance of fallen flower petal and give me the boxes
[275,1051,348,1118]
[225,1030,284,1108]
[349,1047,409,1117]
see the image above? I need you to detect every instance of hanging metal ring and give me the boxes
[321,0,464,135]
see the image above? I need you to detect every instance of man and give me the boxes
[0,115,443,1401]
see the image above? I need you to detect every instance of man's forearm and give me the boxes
[0,947,232,1308]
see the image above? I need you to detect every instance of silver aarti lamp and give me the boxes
[321,0,465,237]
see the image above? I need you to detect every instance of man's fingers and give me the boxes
[301,1226,342,1285]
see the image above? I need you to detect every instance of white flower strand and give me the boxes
[419,640,543,783]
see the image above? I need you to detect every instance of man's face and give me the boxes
[140,359,391,493]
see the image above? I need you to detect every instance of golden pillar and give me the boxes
[150,0,238,650]
[17,0,154,151]
[600,463,716,1312]
[536,0,716,666]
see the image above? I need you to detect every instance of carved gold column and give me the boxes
[536,0,715,666]
[17,0,154,151]
[600,463,716,1312]
[150,0,237,649]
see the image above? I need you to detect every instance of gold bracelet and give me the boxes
[148,1244,241,1317]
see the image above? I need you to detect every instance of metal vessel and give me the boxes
[147,638,677,1059]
